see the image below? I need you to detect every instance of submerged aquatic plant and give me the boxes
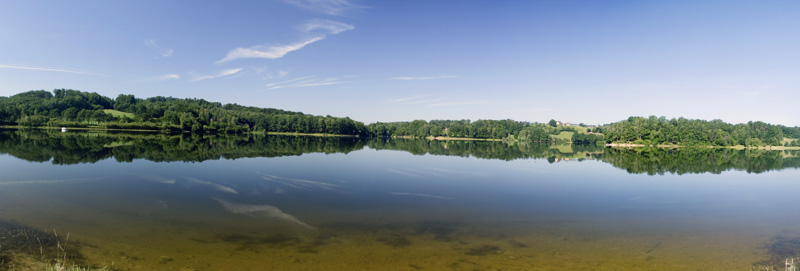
[751,258,800,271]
[0,221,101,271]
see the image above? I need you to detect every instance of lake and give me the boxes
[1,129,799,270]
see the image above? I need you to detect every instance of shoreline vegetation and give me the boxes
[0,125,503,142]
[0,125,360,137]
[1,89,799,147]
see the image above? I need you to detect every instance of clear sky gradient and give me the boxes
[1,1,798,126]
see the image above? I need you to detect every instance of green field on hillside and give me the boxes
[104,109,135,119]
[553,131,574,141]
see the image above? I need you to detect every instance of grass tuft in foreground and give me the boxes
[46,262,107,271]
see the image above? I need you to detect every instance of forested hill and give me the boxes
[0,89,369,135]
[366,117,800,147]
[2,89,798,147]
[602,116,800,147]
[368,119,607,145]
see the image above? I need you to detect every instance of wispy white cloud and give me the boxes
[266,76,315,86]
[281,0,365,16]
[217,20,353,63]
[389,95,430,103]
[218,37,324,63]
[391,75,458,80]
[140,73,180,82]
[408,98,445,105]
[389,95,489,108]
[255,68,292,80]
[301,19,355,34]
[144,39,173,58]
[264,75,352,90]
[0,64,107,77]
[189,68,243,82]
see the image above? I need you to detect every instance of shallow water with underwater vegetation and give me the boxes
[1,129,800,270]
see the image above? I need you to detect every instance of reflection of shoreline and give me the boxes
[392,135,502,142]
[1,125,162,133]
[0,130,366,165]
[606,143,800,150]
[2,130,797,174]
[551,156,600,163]
[265,131,359,137]
[601,147,800,175]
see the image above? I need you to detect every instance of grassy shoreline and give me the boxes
[0,126,494,140]
[0,126,365,137]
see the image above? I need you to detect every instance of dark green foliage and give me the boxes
[0,89,368,136]
[571,132,604,145]
[517,126,550,142]
[602,116,794,146]
[368,119,598,143]
[782,126,800,139]
[367,119,584,142]
[368,119,530,139]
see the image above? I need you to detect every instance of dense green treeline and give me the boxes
[603,116,800,146]
[600,147,800,175]
[0,89,369,135]
[3,90,799,146]
[570,132,605,145]
[367,119,602,145]
[368,119,529,139]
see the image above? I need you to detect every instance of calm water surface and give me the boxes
[1,130,800,270]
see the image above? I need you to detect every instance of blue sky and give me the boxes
[1,0,799,126]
